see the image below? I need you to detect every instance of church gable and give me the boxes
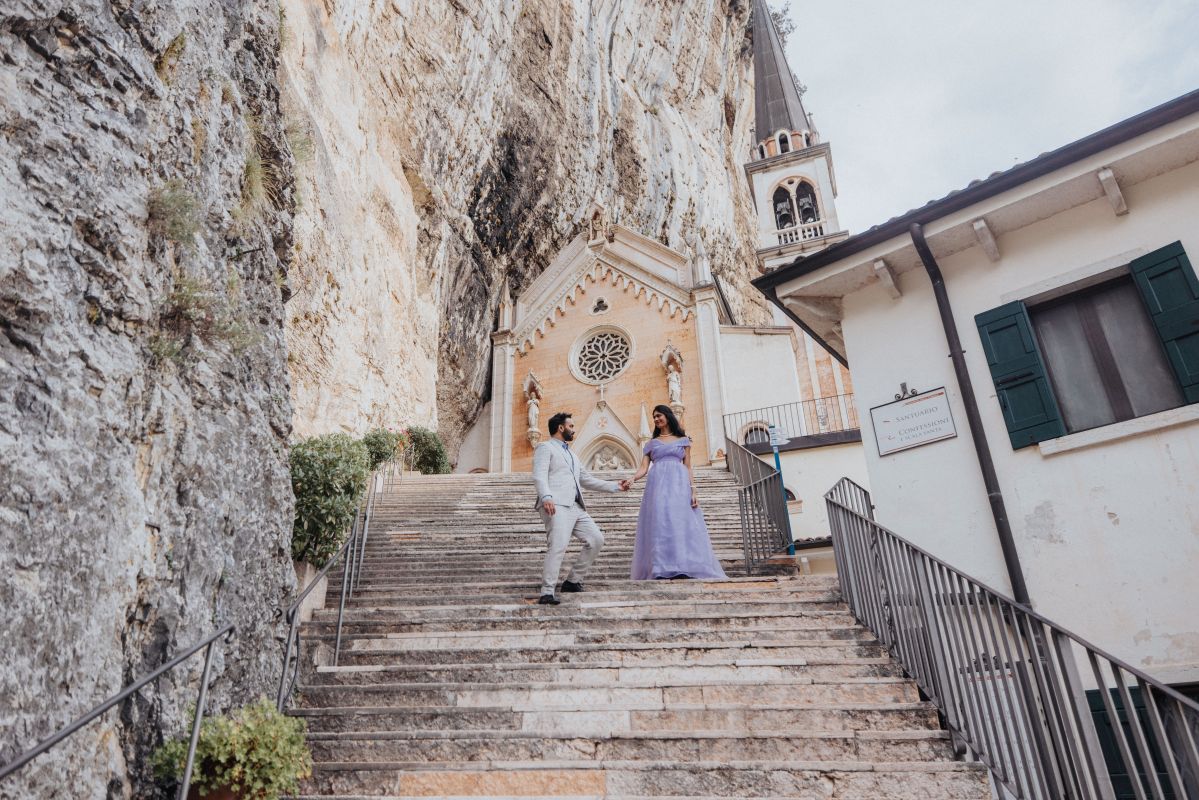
[512,224,696,356]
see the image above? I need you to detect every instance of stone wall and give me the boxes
[279,0,773,454]
[0,1,296,795]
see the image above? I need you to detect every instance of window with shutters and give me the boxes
[976,241,1199,449]
[1029,276,1184,433]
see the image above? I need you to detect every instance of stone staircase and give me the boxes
[291,469,990,799]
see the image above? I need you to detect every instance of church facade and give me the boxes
[485,206,729,473]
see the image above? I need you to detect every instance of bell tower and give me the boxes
[745,0,847,271]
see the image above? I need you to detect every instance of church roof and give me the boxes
[752,0,811,142]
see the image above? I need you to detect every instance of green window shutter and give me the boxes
[1129,241,1199,403]
[975,301,1066,449]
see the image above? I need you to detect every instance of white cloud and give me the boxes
[780,0,1199,230]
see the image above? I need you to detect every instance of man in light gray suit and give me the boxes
[533,411,629,605]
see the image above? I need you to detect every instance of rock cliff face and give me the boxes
[280,0,772,452]
[1,1,295,795]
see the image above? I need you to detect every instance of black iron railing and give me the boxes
[725,436,793,575]
[826,477,1199,800]
[0,624,234,797]
[724,393,859,447]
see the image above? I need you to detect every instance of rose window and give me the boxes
[576,331,631,382]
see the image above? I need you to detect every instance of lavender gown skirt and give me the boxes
[630,437,728,580]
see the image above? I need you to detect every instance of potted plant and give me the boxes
[153,698,312,799]
[289,433,370,621]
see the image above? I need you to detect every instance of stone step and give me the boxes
[313,625,873,650]
[331,640,887,668]
[304,609,858,633]
[302,614,861,636]
[325,599,848,621]
[301,760,990,798]
[295,678,919,709]
[344,587,841,607]
[305,729,954,764]
[308,660,902,686]
[344,576,838,597]
[292,702,943,735]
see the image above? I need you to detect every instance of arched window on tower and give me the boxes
[772,187,795,230]
[778,133,791,153]
[795,182,819,224]
[801,130,811,148]
[758,144,766,160]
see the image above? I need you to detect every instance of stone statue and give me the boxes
[592,445,629,471]
[526,393,540,432]
[666,363,682,405]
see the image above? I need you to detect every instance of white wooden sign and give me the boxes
[767,424,788,448]
[869,387,958,456]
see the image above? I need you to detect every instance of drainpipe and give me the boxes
[909,223,1031,606]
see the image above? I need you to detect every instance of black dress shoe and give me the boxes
[538,594,560,605]
[560,580,584,593]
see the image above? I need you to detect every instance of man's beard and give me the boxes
[562,430,575,442]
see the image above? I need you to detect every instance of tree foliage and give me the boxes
[407,426,451,475]
[361,427,403,471]
[289,433,370,564]
[769,1,795,48]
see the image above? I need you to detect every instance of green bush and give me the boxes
[153,697,312,799]
[408,425,450,475]
[290,433,369,564]
[361,427,402,471]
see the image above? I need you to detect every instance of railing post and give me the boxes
[178,636,220,800]
[276,610,298,711]
[332,510,358,666]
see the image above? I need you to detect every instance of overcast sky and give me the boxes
[777,0,1199,232]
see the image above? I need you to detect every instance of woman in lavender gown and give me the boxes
[627,405,727,580]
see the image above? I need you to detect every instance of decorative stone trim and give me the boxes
[515,263,691,355]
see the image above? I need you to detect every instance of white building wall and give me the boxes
[840,159,1199,681]
[719,328,803,416]
[454,401,492,473]
[770,443,871,541]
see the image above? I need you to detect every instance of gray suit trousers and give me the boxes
[539,503,604,596]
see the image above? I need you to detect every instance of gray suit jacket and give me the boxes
[532,440,620,511]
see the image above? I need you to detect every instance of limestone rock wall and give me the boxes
[280,0,772,453]
[0,1,296,795]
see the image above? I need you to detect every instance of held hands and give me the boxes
[618,479,632,491]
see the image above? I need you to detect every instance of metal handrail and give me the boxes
[277,462,388,711]
[0,624,235,798]
[725,436,792,575]
[2,455,400,791]
[724,393,859,446]
[825,477,1199,800]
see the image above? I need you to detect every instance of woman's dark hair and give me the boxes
[651,404,686,438]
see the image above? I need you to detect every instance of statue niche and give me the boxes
[660,345,685,417]
[523,371,544,446]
